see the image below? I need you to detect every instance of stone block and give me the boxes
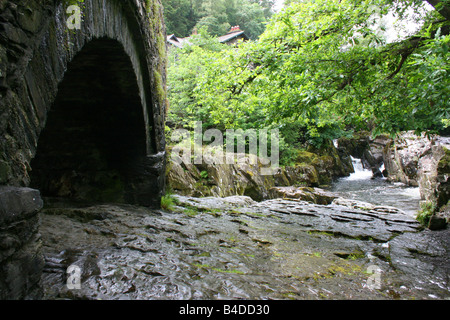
[0,186,43,227]
[0,186,44,299]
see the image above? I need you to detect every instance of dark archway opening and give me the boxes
[30,38,147,203]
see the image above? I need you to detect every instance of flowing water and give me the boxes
[331,158,422,217]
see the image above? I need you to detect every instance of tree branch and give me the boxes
[385,35,425,79]
[386,53,409,80]
[425,0,450,21]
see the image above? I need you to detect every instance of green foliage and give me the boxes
[200,170,209,179]
[183,206,201,217]
[166,0,450,162]
[166,29,229,130]
[416,201,436,226]
[240,0,449,137]
[405,30,450,133]
[161,0,274,39]
[160,0,198,37]
[161,193,179,211]
[62,0,85,7]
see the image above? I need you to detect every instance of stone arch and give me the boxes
[30,37,149,203]
[0,0,167,299]
[0,0,167,207]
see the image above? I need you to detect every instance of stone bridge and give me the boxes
[0,0,167,299]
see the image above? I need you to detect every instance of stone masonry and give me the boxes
[0,0,167,299]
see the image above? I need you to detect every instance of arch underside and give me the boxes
[30,38,149,204]
[23,0,167,207]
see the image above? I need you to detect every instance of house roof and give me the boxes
[218,30,249,44]
[167,34,186,48]
[167,27,248,49]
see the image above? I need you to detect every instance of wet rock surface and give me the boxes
[40,196,450,300]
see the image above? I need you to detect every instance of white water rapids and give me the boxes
[346,157,374,181]
[331,157,421,217]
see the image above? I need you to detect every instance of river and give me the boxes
[331,157,422,217]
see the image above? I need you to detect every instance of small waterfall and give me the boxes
[379,162,385,171]
[332,157,420,217]
[346,157,373,181]
[333,139,339,148]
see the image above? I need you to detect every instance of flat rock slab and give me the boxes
[40,196,449,300]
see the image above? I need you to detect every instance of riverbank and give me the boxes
[39,132,450,300]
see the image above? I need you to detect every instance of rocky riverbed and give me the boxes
[40,195,450,300]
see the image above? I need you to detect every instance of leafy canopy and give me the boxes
[166,0,450,162]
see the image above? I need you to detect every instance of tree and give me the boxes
[228,0,268,39]
[162,0,198,36]
[166,0,450,163]
[166,29,229,130]
[192,0,450,137]
[161,0,274,38]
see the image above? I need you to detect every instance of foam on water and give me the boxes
[345,157,374,181]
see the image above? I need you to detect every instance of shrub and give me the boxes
[161,194,178,211]
[416,201,436,226]
[200,170,209,179]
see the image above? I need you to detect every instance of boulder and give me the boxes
[337,131,371,159]
[428,209,448,231]
[418,144,449,206]
[336,148,355,176]
[167,149,275,200]
[369,135,390,168]
[167,143,352,201]
[337,132,387,177]
[269,186,338,205]
[380,132,450,229]
[283,164,319,187]
[383,131,433,186]
[166,159,198,196]
[417,140,450,229]
[307,141,355,181]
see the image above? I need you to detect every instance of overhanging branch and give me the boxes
[425,0,450,21]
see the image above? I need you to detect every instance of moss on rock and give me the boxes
[167,141,353,200]
[294,150,318,165]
